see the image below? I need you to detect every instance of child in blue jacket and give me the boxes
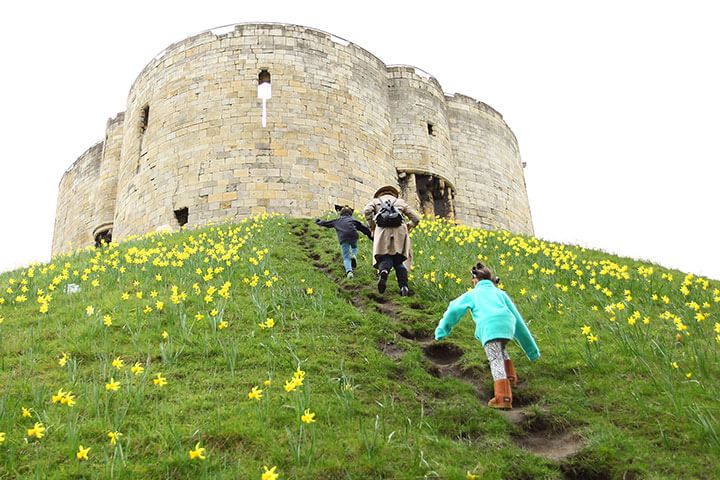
[434,262,540,410]
[315,205,372,278]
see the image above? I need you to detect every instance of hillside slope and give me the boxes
[0,215,718,479]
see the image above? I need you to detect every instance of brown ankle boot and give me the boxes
[488,379,512,410]
[504,359,518,387]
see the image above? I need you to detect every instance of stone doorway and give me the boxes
[398,171,455,219]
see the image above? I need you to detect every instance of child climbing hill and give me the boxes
[315,205,373,278]
[434,262,540,410]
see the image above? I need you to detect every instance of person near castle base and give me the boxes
[363,185,421,296]
[315,205,372,279]
[434,263,540,410]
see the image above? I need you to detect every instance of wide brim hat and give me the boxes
[373,185,400,198]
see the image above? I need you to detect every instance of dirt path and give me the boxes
[290,220,583,465]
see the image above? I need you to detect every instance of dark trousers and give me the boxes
[377,254,409,288]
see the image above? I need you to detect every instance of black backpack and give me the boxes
[374,198,404,228]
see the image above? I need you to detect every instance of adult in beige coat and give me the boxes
[363,185,422,296]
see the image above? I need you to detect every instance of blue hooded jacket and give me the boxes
[434,280,540,361]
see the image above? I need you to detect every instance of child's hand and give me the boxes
[434,326,447,341]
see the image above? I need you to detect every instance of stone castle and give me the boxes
[52,23,533,255]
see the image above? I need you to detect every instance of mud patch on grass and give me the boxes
[423,342,464,365]
[398,329,432,342]
[379,341,405,361]
[519,431,583,463]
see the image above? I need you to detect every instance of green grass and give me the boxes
[0,214,718,479]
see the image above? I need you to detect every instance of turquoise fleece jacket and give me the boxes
[434,280,540,361]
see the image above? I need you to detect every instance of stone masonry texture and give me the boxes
[52,23,533,255]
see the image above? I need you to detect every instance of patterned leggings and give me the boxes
[484,340,510,381]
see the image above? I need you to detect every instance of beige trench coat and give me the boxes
[363,195,422,269]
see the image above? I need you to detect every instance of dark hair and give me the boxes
[471,262,500,285]
[335,204,354,216]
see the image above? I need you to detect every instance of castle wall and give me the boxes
[388,66,455,189]
[113,24,396,240]
[52,142,104,254]
[92,112,125,236]
[52,23,534,254]
[448,94,533,234]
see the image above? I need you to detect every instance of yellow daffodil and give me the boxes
[161,331,169,339]
[580,325,591,335]
[103,315,113,326]
[188,442,206,460]
[259,318,275,329]
[0,432,5,444]
[108,431,123,445]
[301,409,316,424]
[248,386,263,400]
[52,388,67,404]
[22,407,31,418]
[112,357,125,370]
[262,466,279,480]
[62,392,76,407]
[306,288,314,295]
[153,373,167,387]
[263,379,272,387]
[284,378,301,393]
[85,306,94,316]
[105,378,121,391]
[58,352,70,367]
[27,422,45,439]
[131,362,145,375]
[76,444,90,461]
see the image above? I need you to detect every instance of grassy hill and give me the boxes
[0,214,718,479]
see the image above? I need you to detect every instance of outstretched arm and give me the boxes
[353,220,373,239]
[435,293,472,340]
[315,218,336,228]
[502,292,540,361]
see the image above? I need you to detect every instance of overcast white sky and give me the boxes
[0,1,718,279]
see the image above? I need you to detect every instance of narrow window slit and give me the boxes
[140,105,150,135]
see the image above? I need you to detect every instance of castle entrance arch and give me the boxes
[93,223,113,247]
[398,171,455,219]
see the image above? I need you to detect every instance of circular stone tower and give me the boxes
[52,23,533,255]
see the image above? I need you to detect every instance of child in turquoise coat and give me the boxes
[434,262,540,410]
